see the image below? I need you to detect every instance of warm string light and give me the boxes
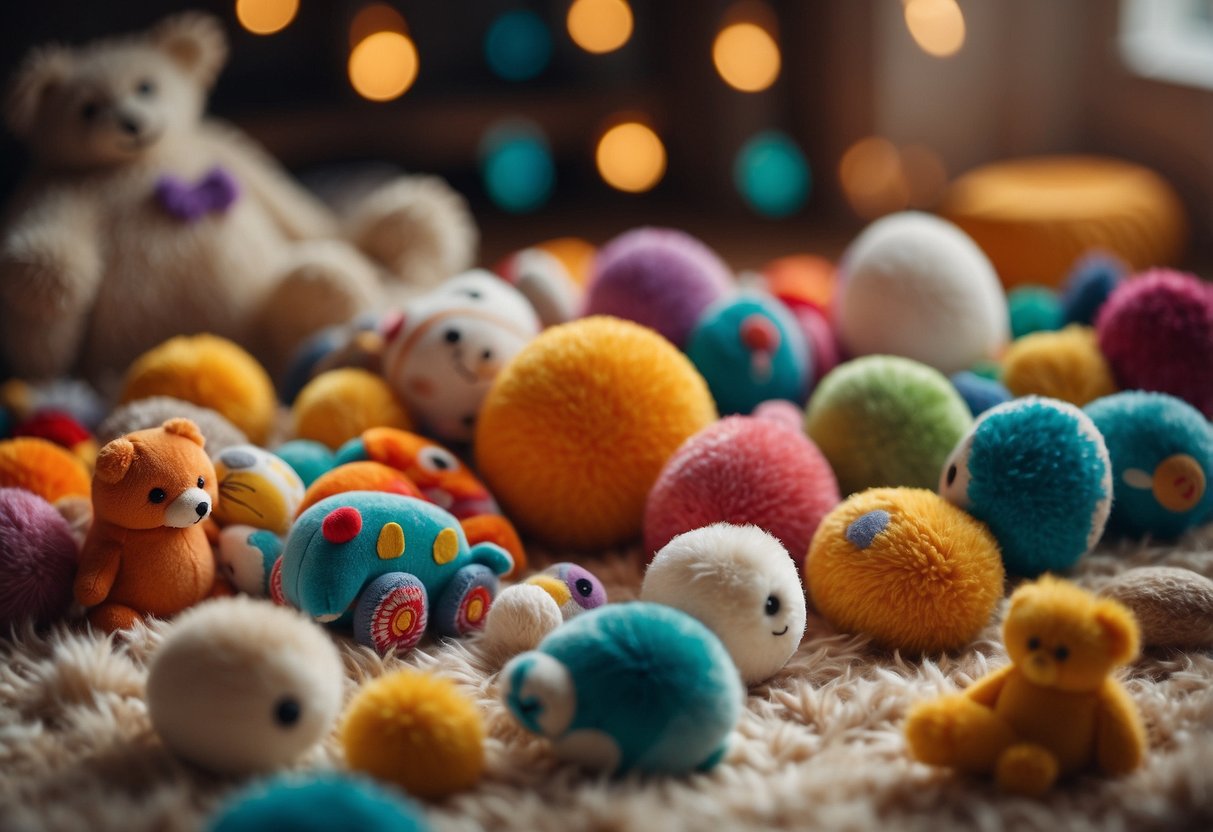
[596,119,667,193]
[903,0,966,58]
[347,5,417,101]
[713,2,780,92]
[567,0,634,54]
[839,136,947,219]
[235,0,298,35]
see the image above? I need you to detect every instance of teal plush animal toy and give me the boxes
[278,492,512,654]
[501,602,743,775]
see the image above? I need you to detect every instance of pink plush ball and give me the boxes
[644,415,841,567]
[1097,270,1213,418]
[584,227,733,347]
[792,305,841,380]
[0,487,77,627]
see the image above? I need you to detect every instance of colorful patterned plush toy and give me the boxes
[212,445,305,535]
[216,525,283,597]
[380,270,540,442]
[501,602,743,774]
[939,397,1112,576]
[278,492,512,654]
[904,576,1146,796]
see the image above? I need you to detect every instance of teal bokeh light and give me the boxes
[480,121,556,214]
[734,131,811,218]
[485,10,552,82]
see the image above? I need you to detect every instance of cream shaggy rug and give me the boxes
[2,528,1212,832]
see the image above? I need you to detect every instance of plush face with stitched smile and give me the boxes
[640,522,807,685]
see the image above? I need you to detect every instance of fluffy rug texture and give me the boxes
[2,529,1212,832]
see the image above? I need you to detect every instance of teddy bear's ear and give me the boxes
[1094,599,1141,665]
[162,418,206,448]
[95,438,136,485]
[152,12,228,90]
[5,45,72,139]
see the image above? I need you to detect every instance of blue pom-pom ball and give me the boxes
[1085,391,1213,539]
[685,293,812,414]
[940,397,1112,576]
[501,602,743,774]
[207,774,429,832]
[949,371,1012,417]
[1060,252,1126,326]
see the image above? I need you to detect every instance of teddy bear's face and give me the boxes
[5,14,226,170]
[92,418,218,532]
[1003,577,1139,694]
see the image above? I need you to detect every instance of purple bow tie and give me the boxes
[155,166,240,222]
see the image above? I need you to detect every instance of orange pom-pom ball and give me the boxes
[341,670,484,799]
[476,316,717,550]
[296,461,423,517]
[806,487,1005,653]
[0,437,91,503]
[292,369,412,450]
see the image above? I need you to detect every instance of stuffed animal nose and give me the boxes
[195,502,209,517]
[118,115,143,136]
[740,315,780,353]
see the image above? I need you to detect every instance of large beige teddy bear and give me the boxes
[0,13,477,385]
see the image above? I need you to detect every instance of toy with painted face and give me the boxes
[217,524,283,597]
[939,397,1112,576]
[380,270,540,442]
[641,523,806,685]
[213,445,305,535]
[501,602,743,774]
[685,293,812,415]
[481,563,608,657]
[494,245,584,328]
[1085,391,1213,539]
[278,492,512,654]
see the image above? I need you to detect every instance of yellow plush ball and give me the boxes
[341,670,484,799]
[291,369,412,450]
[121,334,277,445]
[475,316,717,549]
[1002,325,1117,406]
[806,487,1005,653]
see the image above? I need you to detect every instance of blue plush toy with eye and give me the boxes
[685,293,812,415]
[278,492,512,654]
[1085,391,1213,539]
[939,397,1112,576]
[501,602,743,775]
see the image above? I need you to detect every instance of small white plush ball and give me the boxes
[480,583,564,658]
[836,212,1009,375]
[640,523,806,685]
[147,597,344,775]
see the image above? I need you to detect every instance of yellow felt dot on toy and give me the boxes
[120,334,277,446]
[377,522,405,560]
[1002,324,1117,407]
[1152,454,1205,513]
[432,528,459,564]
[341,669,485,799]
[806,487,1005,654]
[476,316,717,550]
[292,368,412,450]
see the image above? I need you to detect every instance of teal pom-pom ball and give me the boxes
[1007,285,1062,339]
[1085,391,1213,539]
[207,774,429,832]
[273,440,336,487]
[939,397,1112,576]
[806,355,973,494]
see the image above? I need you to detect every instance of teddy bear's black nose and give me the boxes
[118,115,143,136]
[195,501,209,517]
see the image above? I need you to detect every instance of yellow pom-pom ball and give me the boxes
[121,335,277,445]
[1002,324,1117,407]
[475,316,717,550]
[806,487,1005,653]
[292,369,412,451]
[0,437,91,503]
[341,670,484,799]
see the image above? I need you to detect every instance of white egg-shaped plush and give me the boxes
[147,597,344,775]
[836,212,1009,374]
[640,523,806,685]
[380,270,541,442]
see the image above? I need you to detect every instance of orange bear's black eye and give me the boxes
[197,477,205,489]
[1027,637,1041,651]
[148,488,167,504]
[1054,646,1070,662]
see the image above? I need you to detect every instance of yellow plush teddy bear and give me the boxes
[904,575,1147,796]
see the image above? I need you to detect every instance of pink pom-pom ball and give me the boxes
[0,487,78,627]
[1096,269,1213,418]
[644,415,841,567]
[792,305,841,380]
[584,227,733,348]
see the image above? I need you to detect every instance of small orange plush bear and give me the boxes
[75,419,222,633]
[905,575,1147,796]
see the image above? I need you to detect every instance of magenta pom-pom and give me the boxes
[583,227,733,347]
[0,488,77,627]
[1096,270,1213,418]
[644,415,841,567]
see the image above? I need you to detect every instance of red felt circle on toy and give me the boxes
[456,585,493,634]
[370,582,428,653]
[322,506,363,544]
[269,557,286,606]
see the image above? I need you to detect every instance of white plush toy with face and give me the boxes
[380,270,541,442]
[640,523,806,685]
